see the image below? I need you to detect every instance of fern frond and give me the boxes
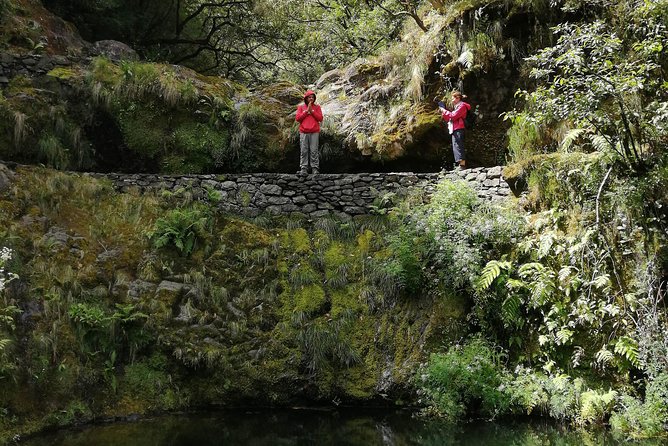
[518,262,546,278]
[555,328,574,345]
[505,278,526,291]
[595,347,614,368]
[614,336,639,367]
[559,128,588,152]
[590,134,611,152]
[591,273,611,291]
[537,234,554,259]
[477,260,512,291]
[501,294,523,328]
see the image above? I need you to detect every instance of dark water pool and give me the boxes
[19,409,662,445]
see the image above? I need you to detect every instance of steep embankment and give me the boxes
[0,163,471,440]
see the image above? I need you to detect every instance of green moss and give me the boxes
[285,228,311,254]
[294,284,327,314]
[47,67,77,80]
[324,242,347,275]
[504,152,605,209]
[220,218,272,249]
[370,103,442,160]
[0,166,458,438]
[338,359,380,399]
[6,75,35,96]
[331,286,365,319]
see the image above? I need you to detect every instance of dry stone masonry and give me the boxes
[92,166,512,219]
[0,53,80,85]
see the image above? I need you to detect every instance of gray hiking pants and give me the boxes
[452,129,465,163]
[300,132,320,171]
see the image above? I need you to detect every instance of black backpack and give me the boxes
[464,106,477,130]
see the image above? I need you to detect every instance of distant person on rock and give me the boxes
[439,91,471,170]
[296,90,324,175]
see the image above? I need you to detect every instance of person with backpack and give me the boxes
[295,90,324,175]
[439,91,472,170]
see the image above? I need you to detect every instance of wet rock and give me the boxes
[126,280,157,301]
[40,226,71,249]
[96,248,122,265]
[155,281,186,306]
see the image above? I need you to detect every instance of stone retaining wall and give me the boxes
[0,53,82,85]
[90,166,512,219]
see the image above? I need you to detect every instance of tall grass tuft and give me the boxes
[38,134,69,169]
[13,111,26,145]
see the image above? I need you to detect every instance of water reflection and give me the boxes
[21,409,662,446]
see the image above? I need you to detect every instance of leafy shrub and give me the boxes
[610,373,668,439]
[382,225,427,295]
[418,337,511,419]
[148,205,212,256]
[419,179,524,290]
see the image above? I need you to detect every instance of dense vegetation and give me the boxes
[0,0,666,442]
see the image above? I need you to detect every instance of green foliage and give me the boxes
[418,337,511,419]
[38,134,69,170]
[116,102,165,157]
[382,225,427,295]
[0,304,20,379]
[67,302,148,359]
[610,373,668,439]
[505,11,668,170]
[148,205,212,256]
[226,102,270,171]
[420,179,525,290]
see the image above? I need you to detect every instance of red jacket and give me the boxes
[441,101,471,133]
[296,90,323,133]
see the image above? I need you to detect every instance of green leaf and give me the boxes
[476,260,512,291]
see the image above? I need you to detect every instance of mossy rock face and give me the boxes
[46,67,77,80]
[0,0,86,55]
[294,284,327,313]
[0,165,472,441]
[503,152,605,209]
[155,281,186,307]
[259,81,305,104]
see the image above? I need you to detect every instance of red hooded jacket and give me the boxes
[296,90,323,133]
[441,101,471,133]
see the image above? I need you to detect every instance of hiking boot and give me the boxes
[297,168,307,175]
[312,168,320,175]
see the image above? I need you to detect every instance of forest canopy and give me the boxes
[42,0,419,82]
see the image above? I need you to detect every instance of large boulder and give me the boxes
[92,40,139,62]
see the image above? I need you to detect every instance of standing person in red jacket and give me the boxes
[439,91,471,170]
[295,90,324,175]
